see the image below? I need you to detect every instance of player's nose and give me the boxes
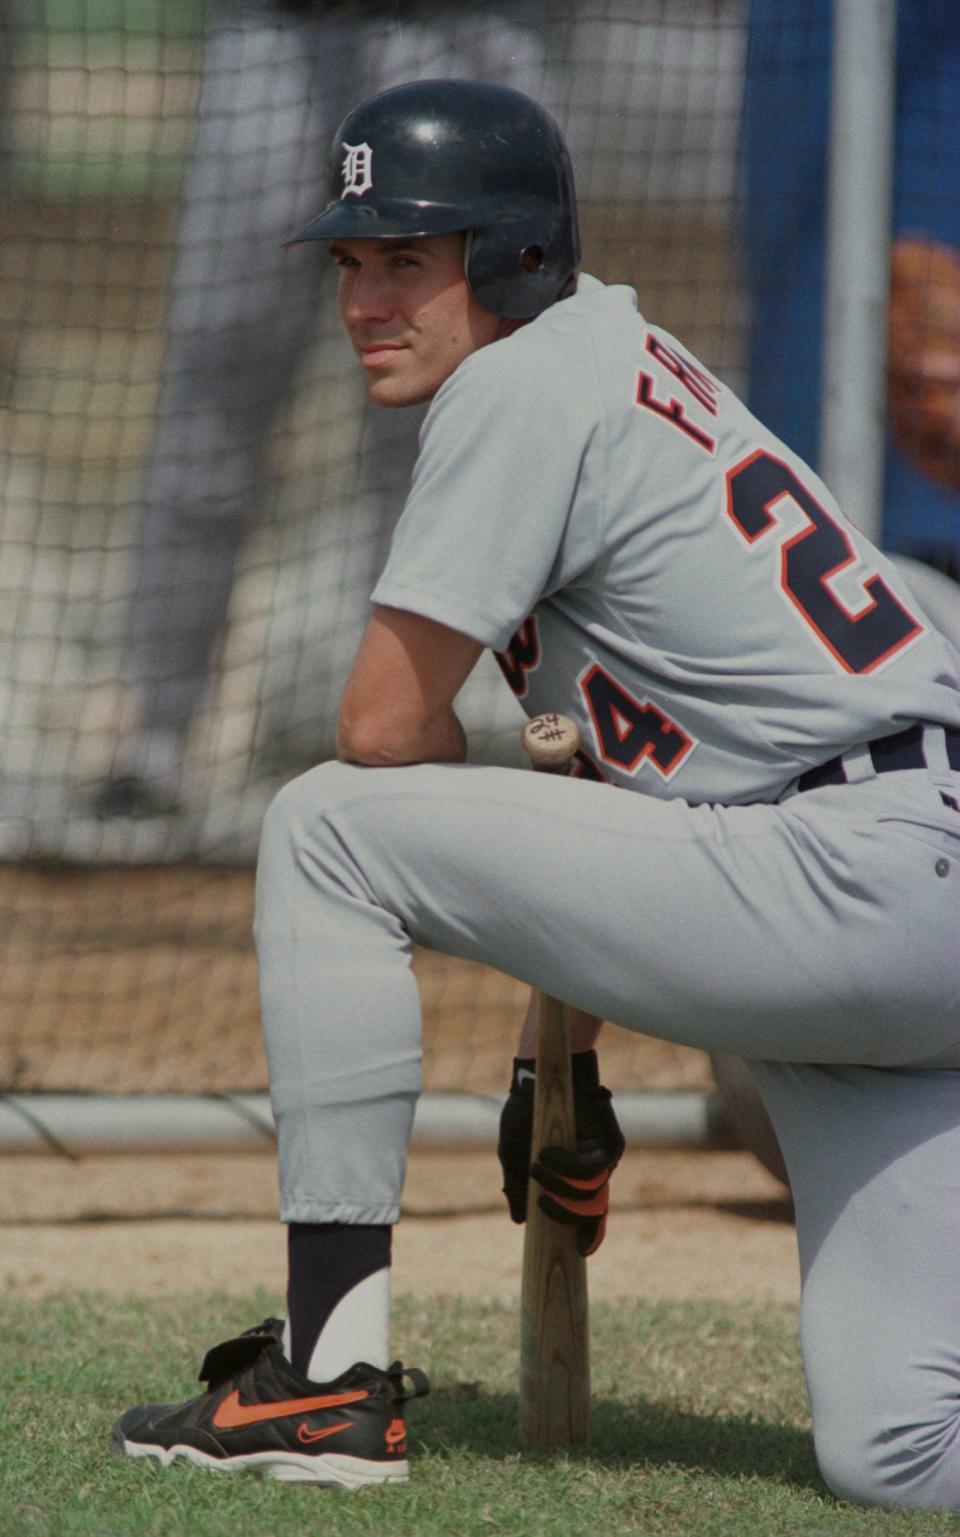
[342,267,395,326]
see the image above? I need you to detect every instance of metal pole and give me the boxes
[0,1091,732,1155]
[820,0,896,540]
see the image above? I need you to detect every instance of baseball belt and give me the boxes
[798,722,960,793]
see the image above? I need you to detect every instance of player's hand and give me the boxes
[497,1050,625,1256]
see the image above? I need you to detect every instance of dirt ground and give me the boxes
[0,1146,797,1305]
[1,863,797,1307]
[2,862,796,1308]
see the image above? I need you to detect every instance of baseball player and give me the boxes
[111,82,960,1508]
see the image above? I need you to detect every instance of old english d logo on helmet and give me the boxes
[340,142,373,199]
[285,79,580,321]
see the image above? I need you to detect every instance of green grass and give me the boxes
[1,1293,958,1537]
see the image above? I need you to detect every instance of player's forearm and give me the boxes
[517,990,603,1058]
[336,705,468,767]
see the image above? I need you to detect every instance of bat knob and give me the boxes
[522,713,582,771]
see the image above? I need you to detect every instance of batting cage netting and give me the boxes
[1,0,957,1115]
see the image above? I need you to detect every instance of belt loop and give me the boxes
[838,743,874,784]
[922,725,950,775]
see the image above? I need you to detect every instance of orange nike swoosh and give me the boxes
[297,1420,352,1445]
[213,1387,368,1430]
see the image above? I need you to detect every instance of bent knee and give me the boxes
[258,759,383,871]
[816,1422,960,1512]
[260,759,358,844]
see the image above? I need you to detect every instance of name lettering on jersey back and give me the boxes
[635,334,720,455]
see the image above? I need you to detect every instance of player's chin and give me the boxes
[364,372,437,409]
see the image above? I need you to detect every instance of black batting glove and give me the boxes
[497,1050,625,1256]
[498,1056,539,1224]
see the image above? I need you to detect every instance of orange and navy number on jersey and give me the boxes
[579,662,696,781]
[496,616,541,697]
[724,449,924,675]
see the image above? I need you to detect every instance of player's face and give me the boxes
[331,234,516,406]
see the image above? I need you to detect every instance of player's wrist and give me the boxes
[508,1049,600,1098]
[570,1049,601,1090]
[508,1057,537,1096]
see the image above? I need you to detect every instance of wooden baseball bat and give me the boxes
[518,713,590,1450]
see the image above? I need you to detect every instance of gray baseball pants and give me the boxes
[254,750,960,1509]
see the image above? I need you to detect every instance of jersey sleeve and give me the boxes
[371,333,602,651]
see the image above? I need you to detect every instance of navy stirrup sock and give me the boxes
[286,1222,392,1379]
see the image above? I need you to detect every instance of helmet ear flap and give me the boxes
[466,218,578,321]
[461,229,553,314]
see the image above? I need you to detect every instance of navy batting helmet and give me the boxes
[286,79,580,321]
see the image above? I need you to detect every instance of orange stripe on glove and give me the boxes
[531,1142,620,1257]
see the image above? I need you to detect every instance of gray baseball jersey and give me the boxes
[373,274,960,801]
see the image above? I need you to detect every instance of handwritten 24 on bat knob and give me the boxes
[521,713,582,771]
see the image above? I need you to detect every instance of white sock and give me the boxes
[283,1267,391,1383]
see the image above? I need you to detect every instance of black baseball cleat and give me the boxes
[109,1318,430,1487]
